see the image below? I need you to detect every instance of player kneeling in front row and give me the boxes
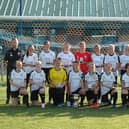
[100,63,118,108]
[29,61,46,109]
[10,61,29,107]
[85,63,99,108]
[121,63,129,108]
[49,58,67,107]
[67,61,85,107]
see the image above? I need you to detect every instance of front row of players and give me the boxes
[10,59,129,108]
[10,60,46,108]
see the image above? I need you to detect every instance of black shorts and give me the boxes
[101,88,116,103]
[11,90,19,98]
[86,90,94,101]
[72,88,81,94]
[120,70,126,79]
[31,87,44,101]
[31,89,39,101]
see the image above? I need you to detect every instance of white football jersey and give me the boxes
[10,69,26,91]
[39,50,56,68]
[30,70,46,91]
[85,72,98,89]
[101,72,115,95]
[122,73,129,88]
[69,70,83,92]
[92,53,104,75]
[120,54,129,68]
[104,53,119,70]
[57,51,75,73]
[23,53,38,73]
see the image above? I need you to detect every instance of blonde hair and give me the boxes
[36,60,42,65]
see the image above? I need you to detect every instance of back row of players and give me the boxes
[4,38,129,108]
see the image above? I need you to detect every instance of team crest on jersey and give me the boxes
[18,52,21,55]
[84,55,87,59]
[10,52,13,56]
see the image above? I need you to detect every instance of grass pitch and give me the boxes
[0,81,129,129]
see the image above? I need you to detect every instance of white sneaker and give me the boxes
[73,101,78,108]
[67,101,71,107]
[41,103,45,109]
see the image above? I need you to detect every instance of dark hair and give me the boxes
[44,40,50,45]
[125,63,129,69]
[26,45,34,57]
[55,57,62,61]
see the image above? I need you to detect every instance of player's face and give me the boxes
[126,65,129,73]
[108,45,114,54]
[73,62,80,71]
[44,42,50,50]
[63,43,70,52]
[16,61,22,70]
[36,62,42,71]
[104,64,112,72]
[28,45,34,53]
[125,46,129,54]
[79,42,86,51]
[94,45,100,54]
[55,59,61,68]
[89,64,95,72]
[11,39,18,49]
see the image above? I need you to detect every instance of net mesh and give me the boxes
[0,21,129,46]
[0,20,129,76]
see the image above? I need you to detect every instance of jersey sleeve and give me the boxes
[68,71,72,83]
[34,54,38,62]
[23,55,27,63]
[104,55,108,63]
[53,51,56,60]
[57,52,61,58]
[49,69,53,81]
[30,72,33,80]
[112,74,116,82]
[43,72,46,81]
[24,72,27,80]
[74,52,79,61]
[89,53,93,62]
[95,74,98,81]
[10,70,15,80]
[4,50,9,61]
[63,69,67,81]
[122,74,125,81]
[39,52,42,60]
[100,74,104,82]
[84,73,88,81]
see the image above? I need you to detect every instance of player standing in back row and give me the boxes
[4,38,22,104]
[74,41,92,74]
[39,41,56,103]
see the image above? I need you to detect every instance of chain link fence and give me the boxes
[0,20,129,80]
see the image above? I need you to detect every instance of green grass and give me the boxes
[0,81,129,129]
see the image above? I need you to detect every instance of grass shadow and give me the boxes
[0,103,129,119]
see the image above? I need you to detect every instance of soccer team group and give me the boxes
[4,38,129,109]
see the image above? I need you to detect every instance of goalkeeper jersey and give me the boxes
[74,51,92,74]
[49,67,67,88]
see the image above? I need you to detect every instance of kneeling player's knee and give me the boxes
[122,89,128,95]
[39,88,45,94]
[79,89,85,95]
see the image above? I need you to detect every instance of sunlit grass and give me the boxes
[0,78,129,129]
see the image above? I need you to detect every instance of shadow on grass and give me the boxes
[0,103,129,119]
